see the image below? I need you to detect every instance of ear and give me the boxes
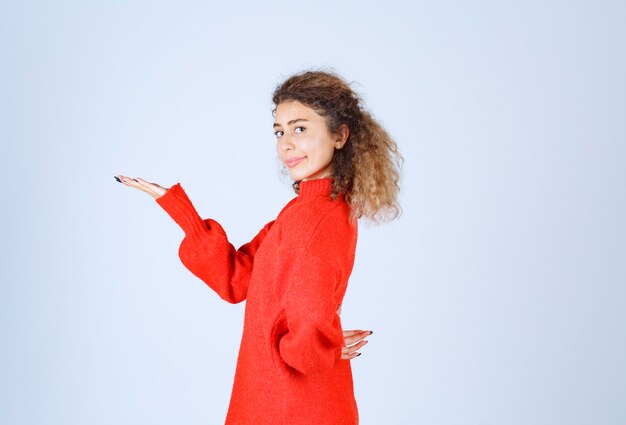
[335,124,350,149]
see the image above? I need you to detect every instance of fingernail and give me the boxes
[357,352,362,357]
[114,176,121,183]
[133,178,138,182]
[369,330,373,335]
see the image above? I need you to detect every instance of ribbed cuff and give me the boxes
[155,182,207,238]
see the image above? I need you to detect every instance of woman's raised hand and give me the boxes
[115,175,168,199]
[336,304,373,360]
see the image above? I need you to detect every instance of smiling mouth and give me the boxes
[285,157,305,167]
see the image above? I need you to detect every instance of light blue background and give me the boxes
[1,1,624,424]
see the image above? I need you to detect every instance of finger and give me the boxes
[135,177,160,191]
[342,330,372,346]
[134,177,152,192]
[342,329,366,337]
[117,175,139,186]
[343,339,368,355]
[342,331,371,345]
[137,178,168,198]
[119,175,167,199]
[341,350,363,360]
[135,177,151,185]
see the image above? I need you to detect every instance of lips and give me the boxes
[285,157,305,168]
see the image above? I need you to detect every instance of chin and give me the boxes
[288,170,309,181]
[288,165,329,182]
[291,174,307,182]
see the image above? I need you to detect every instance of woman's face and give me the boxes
[274,100,347,182]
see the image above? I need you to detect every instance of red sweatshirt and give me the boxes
[155,177,359,424]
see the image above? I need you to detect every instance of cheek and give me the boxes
[320,143,336,162]
[302,138,333,159]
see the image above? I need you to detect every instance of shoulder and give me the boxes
[277,196,299,218]
[306,200,357,258]
[277,197,357,267]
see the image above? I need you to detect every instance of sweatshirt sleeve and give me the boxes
[277,213,349,375]
[155,182,275,304]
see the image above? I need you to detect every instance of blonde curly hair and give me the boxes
[272,68,404,225]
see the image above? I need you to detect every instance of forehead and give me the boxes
[274,101,322,123]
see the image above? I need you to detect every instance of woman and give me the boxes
[116,69,402,424]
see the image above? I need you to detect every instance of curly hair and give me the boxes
[271,68,403,225]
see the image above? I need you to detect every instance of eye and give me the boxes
[274,130,284,137]
[295,126,306,133]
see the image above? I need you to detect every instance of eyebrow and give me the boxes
[273,118,309,128]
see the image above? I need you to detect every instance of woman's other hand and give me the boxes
[336,304,373,360]
[115,175,168,199]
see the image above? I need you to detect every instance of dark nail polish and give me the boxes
[114,176,121,183]
[133,178,138,182]
[369,330,373,335]
[357,352,362,357]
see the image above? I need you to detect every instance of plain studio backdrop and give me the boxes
[1,1,624,424]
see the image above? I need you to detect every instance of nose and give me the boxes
[278,135,294,152]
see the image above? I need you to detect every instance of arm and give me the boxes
[155,182,276,304]
[277,208,356,375]
[278,247,344,375]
